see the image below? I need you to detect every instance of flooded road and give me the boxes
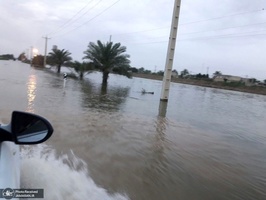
[1,60,266,200]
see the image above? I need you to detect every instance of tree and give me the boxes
[143,69,152,74]
[264,79,266,84]
[213,71,222,77]
[112,65,131,78]
[18,52,27,61]
[138,67,145,73]
[129,67,138,73]
[71,61,94,79]
[48,48,72,73]
[0,54,15,60]
[180,69,189,77]
[31,55,44,67]
[195,73,209,79]
[157,70,164,76]
[83,40,131,84]
[172,69,178,74]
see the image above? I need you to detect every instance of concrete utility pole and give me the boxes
[30,46,33,65]
[30,46,33,60]
[160,0,182,101]
[43,36,51,68]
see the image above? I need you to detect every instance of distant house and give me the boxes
[241,78,256,86]
[213,75,242,82]
[213,75,258,86]
[171,71,178,78]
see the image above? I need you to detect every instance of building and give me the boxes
[213,75,257,86]
[171,71,178,78]
[213,75,242,83]
[241,78,256,86]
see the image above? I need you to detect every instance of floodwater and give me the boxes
[1,60,266,200]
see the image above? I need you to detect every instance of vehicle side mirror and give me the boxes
[11,111,53,144]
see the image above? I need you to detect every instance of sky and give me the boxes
[1,0,266,80]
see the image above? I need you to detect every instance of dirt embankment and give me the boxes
[132,73,266,96]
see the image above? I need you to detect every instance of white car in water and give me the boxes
[0,111,53,198]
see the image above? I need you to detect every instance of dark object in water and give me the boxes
[141,89,154,95]
[144,92,154,94]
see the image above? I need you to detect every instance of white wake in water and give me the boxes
[20,144,128,200]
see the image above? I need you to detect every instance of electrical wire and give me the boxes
[126,30,266,45]
[111,8,265,37]
[52,0,121,38]
[50,0,104,36]
[47,0,96,36]
[114,23,266,44]
[112,16,266,44]
[179,21,266,36]
[179,8,265,26]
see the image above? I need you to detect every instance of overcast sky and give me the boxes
[1,0,266,80]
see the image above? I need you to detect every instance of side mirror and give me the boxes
[11,111,53,144]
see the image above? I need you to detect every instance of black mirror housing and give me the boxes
[11,111,53,145]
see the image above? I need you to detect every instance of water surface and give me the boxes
[1,60,266,200]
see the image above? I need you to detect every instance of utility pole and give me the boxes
[160,0,182,101]
[109,35,112,42]
[43,36,51,68]
[29,46,33,60]
[30,46,33,65]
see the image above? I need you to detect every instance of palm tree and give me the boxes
[72,61,94,79]
[48,49,72,73]
[83,40,131,84]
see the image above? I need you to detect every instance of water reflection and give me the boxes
[80,81,130,112]
[139,114,172,199]
[101,83,108,96]
[26,73,37,113]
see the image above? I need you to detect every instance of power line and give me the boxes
[126,30,266,45]
[42,36,51,68]
[179,21,266,36]
[179,8,265,26]
[113,26,170,36]
[52,0,121,38]
[47,0,104,36]
[157,21,266,39]
[115,26,266,44]
[47,1,93,36]
[113,19,266,44]
[49,6,264,39]
[177,32,266,42]
[111,8,265,37]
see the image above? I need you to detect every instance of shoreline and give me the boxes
[132,73,266,96]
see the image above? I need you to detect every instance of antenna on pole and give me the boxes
[160,0,182,102]
[43,36,51,68]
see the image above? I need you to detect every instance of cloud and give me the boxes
[1,0,266,80]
